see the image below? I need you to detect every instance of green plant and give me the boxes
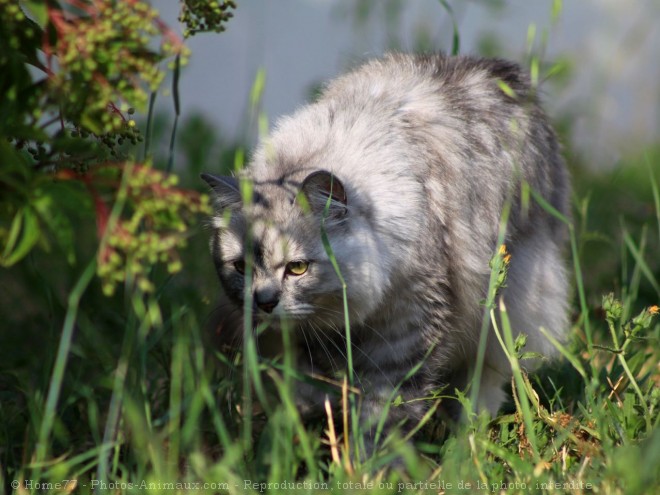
[0,0,204,281]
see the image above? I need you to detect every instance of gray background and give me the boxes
[157,0,660,169]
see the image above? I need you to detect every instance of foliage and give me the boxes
[93,163,210,295]
[0,0,209,292]
[179,0,237,38]
[1,2,660,495]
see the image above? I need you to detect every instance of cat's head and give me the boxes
[202,169,387,329]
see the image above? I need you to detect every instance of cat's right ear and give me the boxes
[300,170,348,220]
[201,173,242,210]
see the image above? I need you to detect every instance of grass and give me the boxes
[1,149,659,495]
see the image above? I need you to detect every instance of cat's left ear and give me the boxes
[300,170,348,219]
[201,173,242,210]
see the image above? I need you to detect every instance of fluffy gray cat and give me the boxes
[202,53,569,444]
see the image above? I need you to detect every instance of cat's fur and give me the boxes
[203,53,569,442]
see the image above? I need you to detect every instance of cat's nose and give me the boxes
[255,293,279,314]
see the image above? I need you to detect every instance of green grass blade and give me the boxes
[373,344,437,448]
[470,199,511,414]
[538,327,587,381]
[172,54,181,116]
[168,312,185,468]
[166,54,181,173]
[529,188,593,359]
[240,181,256,455]
[318,175,360,458]
[648,156,660,246]
[267,370,319,478]
[438,0,460,55]
[33,259,96,471]
[623,229,660,297]
[97,295,139,483]
[551,0,563,23]
[249,68,266,113]
[622,224,646,321]
[493,300,540,460]
[142,91,157,161]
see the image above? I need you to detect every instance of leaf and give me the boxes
[514,333,528,353]
[0,141,31,173]
[249,68,266,113]
[497,80,517,100]
[22,1,49,28]
[551,0,563,23]
[0,206,41,267]
[538,326,587,381]
[648,156,660,246]
[519,352,544,361]
[33,194,76,264]
[51,135,99,155]
[623,230,660,297]
[81,113,103,136]
[5,123,49,143]
[171,54,181,116]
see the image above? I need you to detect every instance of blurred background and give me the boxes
[154,0,660,171]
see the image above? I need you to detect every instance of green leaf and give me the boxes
[249,68,266,113]
[81,113,103,136]
[623,230,660,297]
[0,141,31,173]
[22,1,49,28]
[514,333,527,353]
[497,80,517,100]
[519,352,544,361]
[5,123,49,143]
[0,206,41,267]
[551,0,563,23]
[33,194,76,264]
[51,135,99,155]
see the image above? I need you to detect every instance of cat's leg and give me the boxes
[475,233,569,416]
[475,364,509,416]
[501,233,568,361]
[352,369,430,459]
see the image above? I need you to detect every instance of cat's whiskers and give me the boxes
[305,322,341,377]
[298,324,315,373]
[309,303,433,392]
[308,317,374,392]
[312,302,400,359]
[323,324,396,389]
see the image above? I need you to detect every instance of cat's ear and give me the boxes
[300,170,348,219]
[201,173,242,210]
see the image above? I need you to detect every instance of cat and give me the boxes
[202,52,570,448]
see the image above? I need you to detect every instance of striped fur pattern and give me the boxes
[203,53,570,443]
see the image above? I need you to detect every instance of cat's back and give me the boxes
[316,52,568,226]
[272,53,565,196]
[324,52,531,110]
[257,52,568,244]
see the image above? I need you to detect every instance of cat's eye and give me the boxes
[233,260,245,275]
[285,260,309,276]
